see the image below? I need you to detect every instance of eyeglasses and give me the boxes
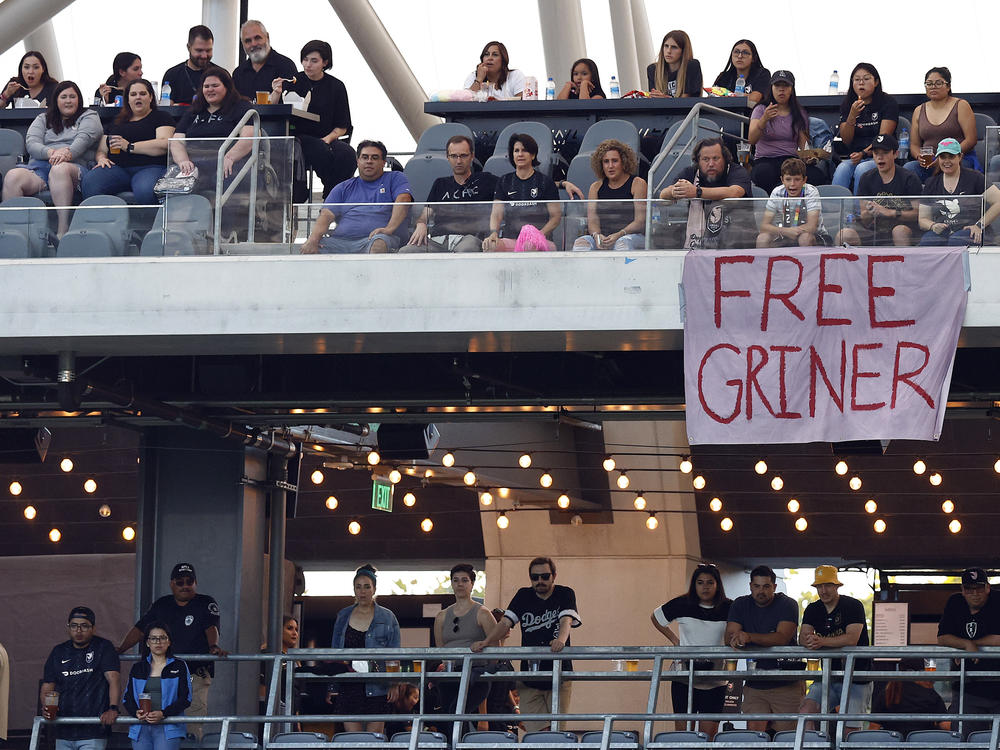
[446,153,472,160]
[852,76,874,84]
[732,50,752,57]
[452,616,461,633]
[173,577,195,586]
[359,154,384,162]
[147,636,169,643]
[68,622,92,631]
[529,572,552,581]
[924,80,947,88]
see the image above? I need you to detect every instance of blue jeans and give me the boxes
[56,739,107,750]
[919,228,974,246]
[832,157,878,195]
[132,725,181,750]
[81,164,165,205]
[319,232,400,254]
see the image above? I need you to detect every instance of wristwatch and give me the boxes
[696,187,703,198]
[126,143,135,153]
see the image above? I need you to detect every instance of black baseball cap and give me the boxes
[171,562,196,580]
[962,567,990,587]
[771,70,795,86]
[68,606,95,625]
[871,134,898,152]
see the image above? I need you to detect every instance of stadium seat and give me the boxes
[974,113,997,172]
[648,731,709,747]
[201,732,260,749]
[0,128,25,175]
[843,730,902,744]
[773,730,830,748]
[579,731,640,749]
[270,732,333,747]
[714,730,769,744]
[404,154,452,204]
[458,731,517,746]
[140,194,212,256]
[0,196,50,258]
[57,195,130,257]
[415,123,476,157]
[521,731,578,744]
[331,733,387,748]
[579,120,642,158]
[904,731,962,746]
[483,121,563,178]
[815,183,855,236]
[389,732,447,749]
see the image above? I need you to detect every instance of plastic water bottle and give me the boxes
[545,77,555,101]
[609,76,620,99]
[898,128,910,161]
[828,70,839,95]
[734,74,746,94]
[160,81,172,106]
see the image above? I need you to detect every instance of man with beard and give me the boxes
[161,26,215,105]
[471,557,581,731]
[232,20,296,100]
[659,137,753,249]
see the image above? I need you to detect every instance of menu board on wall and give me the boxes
[873,601,909,646]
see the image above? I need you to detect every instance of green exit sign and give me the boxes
[372,477,394,512]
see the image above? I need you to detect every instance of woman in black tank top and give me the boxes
[573,139,648,251]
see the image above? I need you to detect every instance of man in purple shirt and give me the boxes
[301,139,413,254]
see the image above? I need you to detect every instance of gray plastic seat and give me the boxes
[270,732,332,747]
[579,731,639,749]
[521,732,578,745]
[484,121,561,178]
[415,123,475,156]
[773,731,829,748]
[974,113,997,172]
[140,194,212,256]
[404,154,452,203]
[904,731,962,746]
[816,183,855,234]
[714,730,769,744]
[844,731,902,744]
[57,194,130,257]
[389,732,447,748]
[0,196,50,258]
[966,731,997,748]
[660,118,722,152]
[331,733,387,748]
[579,119,641,157]
[458,731,517,745]
[201,732,260,749]
[649,731,709,747]
[0,128,25,175]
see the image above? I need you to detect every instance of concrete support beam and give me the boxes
[0,0,76,57]
[327,0,439,140]
[537,0,586,82]
[608,0,640,92]
[202,0,240,75]
[23,22,63,80]
[630,0,654,78]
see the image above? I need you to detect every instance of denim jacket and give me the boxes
[331,603,400,697]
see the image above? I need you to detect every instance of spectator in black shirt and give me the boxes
[1,50,58,108]
[96,52,142,105]
[117,563,226,740]
[269,39,356,200]
[918,138,991,246]
[647,30,702,98]
[161,25,215,106]
[42,606,121,750]
[832,63,899,193]
[713,39,769,107]
[232,20,296,100]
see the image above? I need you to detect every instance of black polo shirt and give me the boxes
[135,593,221,676]
[232,49,297,99]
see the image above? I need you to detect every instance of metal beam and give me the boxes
[327,0,439,140]
[0,0,76,57]
[202,0,240,74]
[608,0,640,93]
[23,22,63,80]
[630,0,654,79]
[537,0,586,84]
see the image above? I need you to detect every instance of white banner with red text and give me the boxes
[682,247,969,445]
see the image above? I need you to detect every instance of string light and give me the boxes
[98,504,111,518]
[479,491,493,506]
[9,481,22,496]
[310,470,324,485]
[463,470,477,486]
[929,473,942,486]
[794,517,808,532]
[994,458,1000,474]
[366,451,380,466]
[941,499,955,514]
[83,479,97,494]
[497,487,510,498]
[692,475,706,490]
[325,496,339,510]
[835,460,849,476]
[420,518,433,533]
[557,494,570,509]
[423,468,434,478]
[60,458,74,472]
[616,471,630,489]
[23,505,36,520]
[633,492,646,510]
[602,456,616,472]
[771,476,784,491]
[49,528,61,542]
[849,476,862,491]
[348,520,362,535]
[645,513,659,530]
[787,498,800,513]
[441,452,455,467]
[122,526,136,541]
[754,460,768,475]
[403,492,416,507]
[679,457,693,474]
[865,499,877,514]
[913,459,927,475]
[949,519,962,534]
[720,517,734,531]
[874,519,887,533]
[540,472,554,488]
[388,468,402,484]
[709,497,723,512]
[496,512,509,529]
[518,453,533,469]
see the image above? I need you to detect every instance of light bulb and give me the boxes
[834,460,848,476]
[497,487,510,498]
[60,457,74,472]
[771,476,784,491]
[441,452,455,467]
[679,457,693,474]
[540,472,553,488]
[929,472,942,486]
[995,458,1000,474]
[463,470,477,486]
[949,518,962,534]
[9,481,22,496]
[325,496,339,510]
[423,468,434,478]
[692,475,706,490]
[420,517,433,533]
[795,516,808,531]
[913,459,927,475]
[518,453,532,469]
[496,512,509,529]
[367,450,380,466]
[403,492,416,507]
[646,513,659,530]
[787,498,800,513]
[941,499,955,514]
[874,518,887,533]
[720,517,734,531]
[849,476,862,491]
[754,460,767,475]
[122,526,136,541]
[709,497,723,512]
[388,468,402,484]
[864,499,877,514]
[49,528,61,542]
[310,469,324,485]
[479,491,493,506]
[84,478,97,494]
[348,520,361,535]
[557,494,570,509]
[23,505,37,520]
[570,514,583,526]
[602,456,616,472]
[98,504,111,518]
[633,493,646,510]
[617,471,630,489]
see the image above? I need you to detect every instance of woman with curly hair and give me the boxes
[573,139,647,251]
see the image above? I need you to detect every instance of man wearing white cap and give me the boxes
[798,565,871,732]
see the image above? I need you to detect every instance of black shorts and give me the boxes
[671,680,727,714]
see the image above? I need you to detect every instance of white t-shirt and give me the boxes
[765,182,827,235]
[463,68,526,99]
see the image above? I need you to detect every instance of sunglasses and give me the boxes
[452,616,461,633]
[529,573,552,581]
[173,577,195,586]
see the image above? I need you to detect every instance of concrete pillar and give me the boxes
[23,21,63,80]
[630,0,655,77]
[202,0,240,74]
[136,428,269,720]
[537,0,586,82]
[327,0,439,140]
[0,0,76,57]
[608,0,640,93]
[479,420,703,731]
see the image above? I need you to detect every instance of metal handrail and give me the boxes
[213,108,262,254]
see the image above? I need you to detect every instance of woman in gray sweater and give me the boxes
[1,80,103,237]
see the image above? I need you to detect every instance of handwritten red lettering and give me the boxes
[808,342,846,417]
[761,256,805,331]
[851,343,886,410]
[891,342,934,408]
[771,345,803,418]
[817,252,859,326]
[868,256,915,328]
[746,345,776,420]
[698,344,743,423]
[714,256,754,328]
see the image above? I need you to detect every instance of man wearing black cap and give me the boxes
[41,607,121,750]
[116,563,225,739]
[937,568,1000,734]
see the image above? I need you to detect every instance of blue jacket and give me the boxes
[122,656,192,740]
[331,603,400,697]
